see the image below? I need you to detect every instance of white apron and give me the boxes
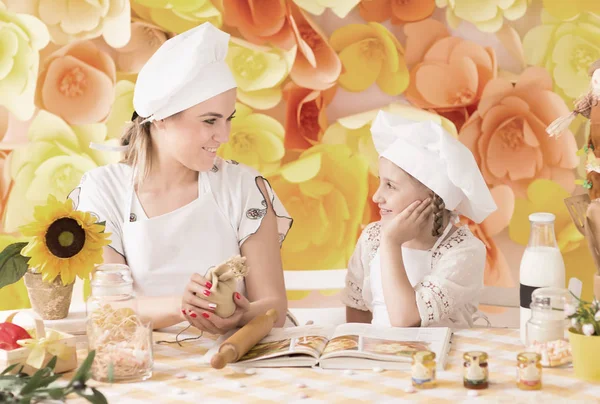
[370,223,453,326]
[121,171,244,297]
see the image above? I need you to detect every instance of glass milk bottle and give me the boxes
[519,213,565,344]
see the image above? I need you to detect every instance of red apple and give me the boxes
[0,323,32,350]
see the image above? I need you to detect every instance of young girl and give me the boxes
[342,110,497,328]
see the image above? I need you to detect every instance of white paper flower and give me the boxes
[571,318,579,328]
[595,311,600,322]
[582,323,595,336]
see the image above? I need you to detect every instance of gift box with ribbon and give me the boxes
[0,311,77,375]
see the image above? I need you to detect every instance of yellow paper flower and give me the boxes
[132,0,222,33]
[322,103,457,226]
[11,0,131,47]
[269,144,369,270]
[0,234,30,310]
[435,0,530,33]
[292,0,360,18]
[4,111,120,232]
[217,103,285,175]
[226,38,296,110]
[0,3,49,121]
[523,10,600,103]
[542,0,600,21]
[19,195,111,285]
[105,80,135,140]
[329,22,409,95]
[509,179,583,253]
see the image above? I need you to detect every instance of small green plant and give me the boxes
[0,350,107,403]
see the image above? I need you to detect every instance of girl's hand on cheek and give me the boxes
[382,198,433,245]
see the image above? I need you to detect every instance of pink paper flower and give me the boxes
[114,21,169,74]
[404,19,497,131]
[460,185,515,288]
[459,67,579,197]
[36,41,116,125]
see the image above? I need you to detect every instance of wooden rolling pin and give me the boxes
[211,309,278,369]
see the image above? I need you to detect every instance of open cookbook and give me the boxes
[202,323,452,370]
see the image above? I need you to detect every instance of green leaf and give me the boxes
[19,366,51,395]
[48,387,66,399]
[68,350,95,387]
[37,374,61,389]
[0,242,30,288]
[1,364,19,375]
[0,377,27,391]
[76,387,108,404]
[44,356,58,371]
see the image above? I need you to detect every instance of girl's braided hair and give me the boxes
[432,193,446,237]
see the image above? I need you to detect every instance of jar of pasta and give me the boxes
[516,352,542,390]
[411,351,436,389]
[86,264,153,382]
[463,351,489,389]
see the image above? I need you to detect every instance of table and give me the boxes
[62,326,600,403]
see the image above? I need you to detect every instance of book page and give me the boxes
[321,324,450,365]
[237,325,335,363]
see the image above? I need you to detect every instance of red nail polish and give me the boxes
[181,309,186,314]
[203,290,211,297]
[190,313,197,318]
[235,292,241,300]
[205,281,212,289]
[202,313,210,319]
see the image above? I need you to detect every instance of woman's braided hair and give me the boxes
[432,193,446,237]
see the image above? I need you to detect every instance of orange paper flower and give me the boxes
[330,22,409,95]
[460,185,515,288]
[36,42,116,126]
[459,67,579,197]
[359,0,435,24]
[223,0,295,49]
[283,83,336,150]
[114,21,169,74]
[289,4,342,90]
[405,19,497,131]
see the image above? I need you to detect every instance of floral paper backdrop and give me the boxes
[0,0,598,309]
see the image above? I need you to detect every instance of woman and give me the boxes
[71,23,293,333]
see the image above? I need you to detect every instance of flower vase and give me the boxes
[23,272,73,320]
[568,329,600,382]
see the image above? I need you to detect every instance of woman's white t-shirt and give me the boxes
[69,157,292,285]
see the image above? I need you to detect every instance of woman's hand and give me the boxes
[381,198,433,246]
[184,291,250,335]
[181,273,250,334]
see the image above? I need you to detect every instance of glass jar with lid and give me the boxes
[86,264,153,382]
[526,287,572,346]
[516,352,542,390]
[463,351,489,389]
[411,351,436,389]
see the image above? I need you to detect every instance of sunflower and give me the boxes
[19,195,111,285]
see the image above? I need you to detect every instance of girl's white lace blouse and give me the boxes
[341,222,486,328]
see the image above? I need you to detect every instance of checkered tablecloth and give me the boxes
[65,326,599,403]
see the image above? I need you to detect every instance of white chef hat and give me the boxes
[370,110,497,224]
[133,22,236,123]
